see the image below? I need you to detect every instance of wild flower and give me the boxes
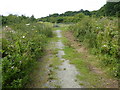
[102,45,107,47]
[26,24,30,26]
[11,66,14,69]
[10,30,15,33]
[96,27,100,29]
[19,61,22,63]
[22,36,25,38]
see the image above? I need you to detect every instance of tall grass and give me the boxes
[69,16,119,78]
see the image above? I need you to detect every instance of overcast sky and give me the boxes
[1,0,107,18]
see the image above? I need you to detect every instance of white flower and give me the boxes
[11,66,14,69]
[96,27,100,29]
[22,36,25,38]
[19,61,22,63]
[10,30,15,33]
[26,24,30,26]
[102,45,107,47]
[6,26,8,28]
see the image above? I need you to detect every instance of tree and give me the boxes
[57,18,64,23]
[49,13,59,17]
[97,1,120,16]
[30,15,36,21]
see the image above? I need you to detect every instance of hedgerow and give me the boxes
[2,19,53,88]
[69,16,119,78]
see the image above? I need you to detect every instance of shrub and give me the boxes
[2,21,53,88]
[69,16,119,78]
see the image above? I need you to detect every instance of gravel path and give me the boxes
[55,30,81,88]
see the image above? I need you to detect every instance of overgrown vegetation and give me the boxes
[69,16,119,79]
[38,2,120,23]
[46,1,119,79]
[1,1,120,88]
[97,2,120,16]
[39,10,91,23]
[2,15,53,88]
[63,45,104,88]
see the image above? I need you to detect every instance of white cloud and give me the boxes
[0,0,106,18]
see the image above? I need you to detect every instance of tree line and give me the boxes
[39,2,120,23]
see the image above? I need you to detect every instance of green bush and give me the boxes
[2,20,53,88]
[69,16,119,78]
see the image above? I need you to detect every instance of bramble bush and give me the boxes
[2,19,53,88]
[69,16,119,78]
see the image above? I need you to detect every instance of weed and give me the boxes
[63,40,104,88]
[69,17,119,78]
[2,21,53,88]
